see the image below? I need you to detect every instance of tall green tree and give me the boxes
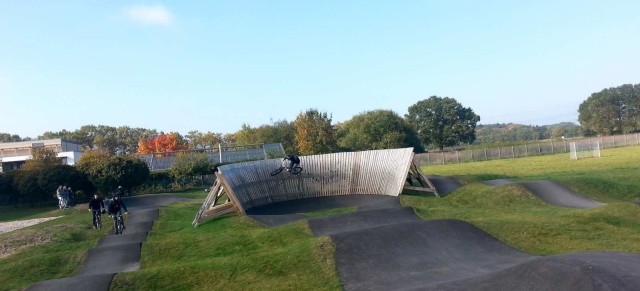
[231,124,260,146]
[21,148,60,171]
[337,110,424,152]
[39,125,157,155]
[0,171,19,207]
[76,150,150,195]
[254,120,297,154]
[578,84,640,135]
[0,133,25,143]
[38,129,74,141]
[406,96,480,151]
[12,165,92,207]
[186,131,224,149]
[294,109,337,155]
[224,120,296,153]
[170,152,216,186]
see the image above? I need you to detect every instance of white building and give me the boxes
[0,139,83,172]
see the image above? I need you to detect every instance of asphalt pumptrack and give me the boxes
[28,170,640,290]
[27,195,187,291]
[246,178,640,291]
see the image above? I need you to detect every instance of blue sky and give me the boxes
[1,1,638,138]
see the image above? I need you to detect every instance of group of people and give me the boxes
[55,185,74,209]
[88,186,129,233]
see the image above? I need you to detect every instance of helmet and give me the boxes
[118,186,123,189]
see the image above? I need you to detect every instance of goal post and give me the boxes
[569,140,601,160]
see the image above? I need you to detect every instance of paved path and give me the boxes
[246,195,401,227]
[483,179,605,208]
[426,175,463,195]
[247,194,640,290]
[27,195,186,291]
[0,216,62,234]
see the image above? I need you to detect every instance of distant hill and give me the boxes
[475,122,580,144]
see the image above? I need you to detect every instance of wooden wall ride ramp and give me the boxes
[193,148,415,226]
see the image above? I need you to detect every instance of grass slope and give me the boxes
[0,205,61,222]
[111,201,341,290]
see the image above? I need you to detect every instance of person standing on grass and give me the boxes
[88,194,105,229]
[67,186,74,206]
[56,185,64,209]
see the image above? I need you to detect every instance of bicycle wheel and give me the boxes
[291,166,303,175]
[96,214,101,229]
[118,217,125,234]
[270,167,284,176]
[115,217,122,234]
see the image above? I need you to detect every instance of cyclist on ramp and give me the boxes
[271,154,303,176]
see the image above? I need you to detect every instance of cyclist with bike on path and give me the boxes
[107,195,128,234]
[88,193,106,229]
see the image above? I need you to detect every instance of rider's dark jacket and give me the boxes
[108,198,128,215]
[88,197,105,211]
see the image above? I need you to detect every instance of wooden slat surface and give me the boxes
[217,148,414,211]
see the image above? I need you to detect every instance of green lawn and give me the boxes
[110,201,341,291]
[1,147,640,290]
[0,205,61,222]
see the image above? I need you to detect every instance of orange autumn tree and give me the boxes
[137,132,189,157]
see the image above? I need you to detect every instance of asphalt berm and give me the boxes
[483,179,606,208]
[27,194,187,291]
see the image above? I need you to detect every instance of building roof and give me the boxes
[0,139,80,150]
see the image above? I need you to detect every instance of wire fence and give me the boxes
[137,143,285,171]
[414,133,640,165]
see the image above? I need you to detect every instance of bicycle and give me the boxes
[270,165,303,176]
[112,213,127,235]
[92,210,103,229]
[58,197,68,210]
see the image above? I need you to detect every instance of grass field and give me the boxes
[1,146,639,290]
[405,146,640,255]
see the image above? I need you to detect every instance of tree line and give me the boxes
[2,84,637,155]
[579,83,640,136]
[0,96,482,154]
[474,122,581,145]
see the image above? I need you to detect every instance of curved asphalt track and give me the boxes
[247,177,639,290]
[483,179,605,208]
[27,194,186,291]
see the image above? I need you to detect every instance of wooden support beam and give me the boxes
[194,203,238,227]
[215,171,245,215]
[403,185,436,193]
[410,161,440,198]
